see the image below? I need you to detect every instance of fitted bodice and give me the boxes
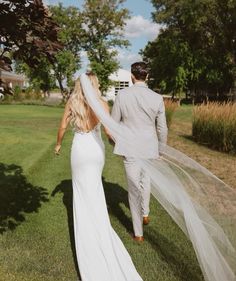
[73,123,101,135]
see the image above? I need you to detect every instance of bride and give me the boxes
[54,72,143,281]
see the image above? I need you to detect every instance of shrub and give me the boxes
[30,87,44,100]
[24,87,33,100]
[192,102,236,154]
[13,85,23,101]
[164,99,178,128]
[2,94,13,103]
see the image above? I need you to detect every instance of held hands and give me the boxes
[54,144,61,155]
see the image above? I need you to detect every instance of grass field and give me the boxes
[0,104,234,281]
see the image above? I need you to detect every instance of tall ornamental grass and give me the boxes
[164,99,178,128]
[192,102,236,154]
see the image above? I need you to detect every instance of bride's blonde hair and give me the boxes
[69,72,100,130]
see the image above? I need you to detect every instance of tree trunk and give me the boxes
[57,77,64,94]
[56,74,68,103]
[232,67,236,102]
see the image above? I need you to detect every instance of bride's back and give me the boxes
[69,75,101,133]
[76,108,99,133]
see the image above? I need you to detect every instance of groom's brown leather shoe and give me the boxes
[132,235,144,242]
[143,216,150,225]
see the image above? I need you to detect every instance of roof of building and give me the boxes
[1,70,26,82]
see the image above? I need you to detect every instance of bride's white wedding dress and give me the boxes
[71,124,143,281]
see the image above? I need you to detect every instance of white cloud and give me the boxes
[42,0,49,6]
[116,50,142,69]
[42,0,57,6]
[124,15,161,41]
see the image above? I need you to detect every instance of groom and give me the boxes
[111,61,168,241]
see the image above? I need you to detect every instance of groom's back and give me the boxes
[117,83,163,129]
[111,82,166,158]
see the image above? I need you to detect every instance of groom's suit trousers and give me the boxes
[124,158,151,237]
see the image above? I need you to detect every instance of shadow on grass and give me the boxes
[181,134,234,155]
[181,133,219,150]
[145,228,204,281]
[179,133,212,149]
[102,177,133,234]
[0,163,48,234]
[181,134,194,141]
[51,180,81,280]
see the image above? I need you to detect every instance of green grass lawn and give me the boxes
[0,105,206,281]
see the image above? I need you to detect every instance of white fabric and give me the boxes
[80,73,236,281]
[71,125,143,281]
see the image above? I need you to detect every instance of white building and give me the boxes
[105,68,133,101]
[0,70,28,89]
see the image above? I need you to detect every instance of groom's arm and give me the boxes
[111,92,122,122]
[156,98,168,154]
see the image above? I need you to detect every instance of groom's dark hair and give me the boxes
[131,61,148,81]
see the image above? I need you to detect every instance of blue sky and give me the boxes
[46,0,161,71]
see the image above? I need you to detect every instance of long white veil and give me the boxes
[80,73,236,281]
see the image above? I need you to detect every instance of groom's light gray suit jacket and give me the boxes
[111,82,168,159]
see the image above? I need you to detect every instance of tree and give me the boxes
[81,0,130,93]
[50,4,83,97]
[15,3,84,98]
[143,0,236,100]
[0,0,61,72]
[142,28,197,97]
[0,0,61,95]
[16,57,55,95]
